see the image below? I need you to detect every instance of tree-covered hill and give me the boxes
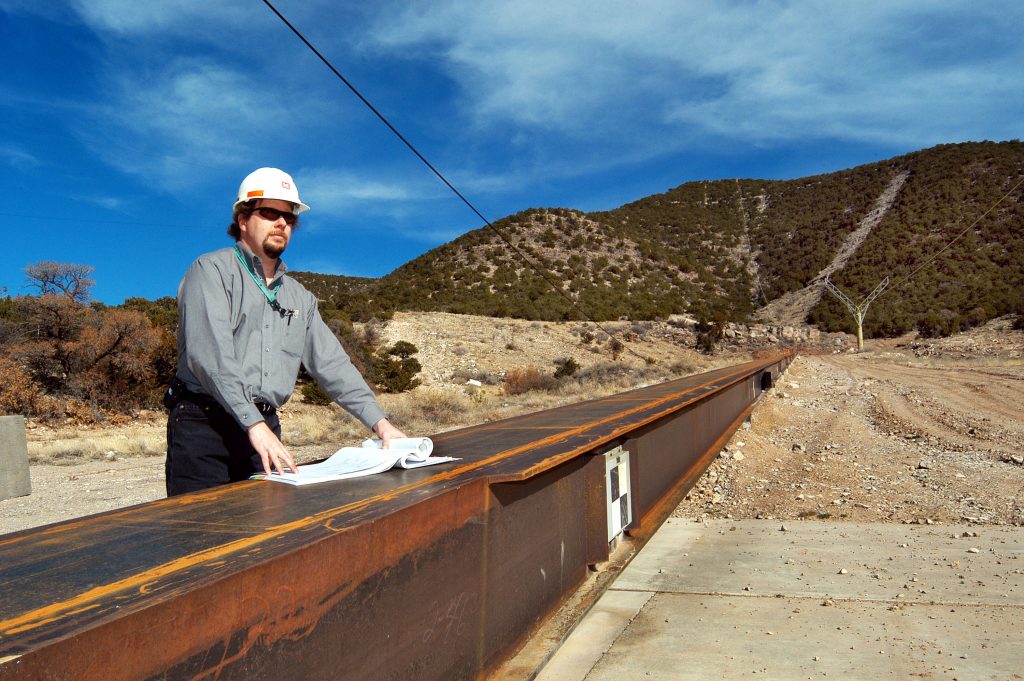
[807,142,1024,337]
[293,141,1024,338]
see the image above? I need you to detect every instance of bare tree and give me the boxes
[24,261,95,303]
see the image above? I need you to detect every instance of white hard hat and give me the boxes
[233,167,310,214]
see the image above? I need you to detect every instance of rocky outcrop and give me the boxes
[718,323,854,353]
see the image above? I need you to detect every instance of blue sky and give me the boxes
[3,0,1022,304]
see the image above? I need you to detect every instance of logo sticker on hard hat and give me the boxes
[282,181,291,190]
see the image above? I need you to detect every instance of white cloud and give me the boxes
[42,2,370,195]
[66,0,249,36]
[79,60,305,191]
[392,224,465,244]
[292,166,470,245]
[297,166,446,217]
[0,144,42,170]
[13,0,1022,225]
[369,0,1024,150]
[288,257,353,277]
[121,64,273,142]
[80,195,128,211]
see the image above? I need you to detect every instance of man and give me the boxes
[165,167,406,496]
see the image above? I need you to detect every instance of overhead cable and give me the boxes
[888,173,1024,293]
[260,0,651,361]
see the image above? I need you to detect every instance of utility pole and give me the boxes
[823,276,889,352]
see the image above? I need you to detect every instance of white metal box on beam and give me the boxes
[605,446,632,542]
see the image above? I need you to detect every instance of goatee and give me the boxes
[263,237,287,259]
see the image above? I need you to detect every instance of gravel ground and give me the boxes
[674,346,1024,526]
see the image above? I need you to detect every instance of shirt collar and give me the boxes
[234,241,288,283]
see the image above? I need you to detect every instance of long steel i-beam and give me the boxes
[0,352,791,680]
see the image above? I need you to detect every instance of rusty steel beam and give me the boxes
[0,351,791,680]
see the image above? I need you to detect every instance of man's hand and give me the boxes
[372,418,407,449]
[248,421,296,475]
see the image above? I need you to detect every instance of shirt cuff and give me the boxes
[231,401,265,429]
[355,404,387,431]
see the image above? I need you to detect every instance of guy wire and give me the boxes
[260,0,652,363]
[888,173,1024,293]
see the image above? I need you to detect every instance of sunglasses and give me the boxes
[253,206,298,225]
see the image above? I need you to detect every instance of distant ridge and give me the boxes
[293,141,1024,339]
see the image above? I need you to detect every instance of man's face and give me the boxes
[238,199,296,259]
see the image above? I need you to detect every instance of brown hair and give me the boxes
[227,200,257,240]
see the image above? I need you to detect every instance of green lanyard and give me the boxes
[233,246,281,303]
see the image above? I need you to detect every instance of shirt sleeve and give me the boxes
[178,258,264,428]
[301,302,386,430]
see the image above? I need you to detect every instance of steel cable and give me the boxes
[260,0,653,362]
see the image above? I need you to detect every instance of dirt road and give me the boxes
[675,351,1024,525]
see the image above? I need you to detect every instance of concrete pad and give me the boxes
[585,593,1023,680]
[536,590,652,681]
[536,519,1024,681]
[614,519,1023,605]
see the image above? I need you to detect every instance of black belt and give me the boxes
[166,379,276,415]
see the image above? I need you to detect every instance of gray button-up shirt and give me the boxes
[175,243,386,430]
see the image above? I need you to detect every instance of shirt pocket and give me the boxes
[281,320,306,358]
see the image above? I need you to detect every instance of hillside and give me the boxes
[293,141,1024,339]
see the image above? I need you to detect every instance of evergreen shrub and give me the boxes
[300,381,332,406]
[372,341,423,393]
[554,358,579,379]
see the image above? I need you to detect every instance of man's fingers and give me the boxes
[265,448,294,474]
[248,422,295,474]
[275,451,296,473]
[373,419,409,450]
